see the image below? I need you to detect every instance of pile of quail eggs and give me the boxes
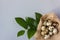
[40,19,58,39]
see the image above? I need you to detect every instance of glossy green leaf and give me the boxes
[33,20,37,29]
[35,12,42,24]
[27,28,36,39]
[15,17,28,29]
[15,12,42,39]
[25,17,35,29]
[17,30,25,37]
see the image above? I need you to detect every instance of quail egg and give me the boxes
[44,29,48,34]
[49,32,53,36]
[46,22,52,26]
[44,35,50,39]
[43,21,47,26]
[41,32,45,36]
[53,28,58,34]
[48,26,54,31]
[41,26,46,31]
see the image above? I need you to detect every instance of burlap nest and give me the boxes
[34,12,60,40]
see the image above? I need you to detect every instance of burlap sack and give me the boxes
[34,12,60,40]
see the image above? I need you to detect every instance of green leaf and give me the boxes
[27,28,36,39]
[35,12,42,24]
[15,17,28,29]
[25,17,35,29]
[34,20,37,29]
[17,30,25,37]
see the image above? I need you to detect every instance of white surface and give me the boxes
[0,0,60,40]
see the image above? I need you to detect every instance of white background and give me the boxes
[0,0,60,40]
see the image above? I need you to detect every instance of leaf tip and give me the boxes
[17,30,25,37]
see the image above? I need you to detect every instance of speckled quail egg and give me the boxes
[43,21,47,26]
[48,26,54,31]
[46,22,52,26]
[41,32,45,36]
[44,29,48,34]
[41,29,48,36]
[44,35,50,39]
[46,20,52,26]
[41,26,46,31]
[53,28,58,34]
[53,23,58,27]
[49,32,53,36]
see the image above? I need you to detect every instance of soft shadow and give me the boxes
[52,7,60,18]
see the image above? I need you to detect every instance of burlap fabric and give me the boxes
[34,12,60,40]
